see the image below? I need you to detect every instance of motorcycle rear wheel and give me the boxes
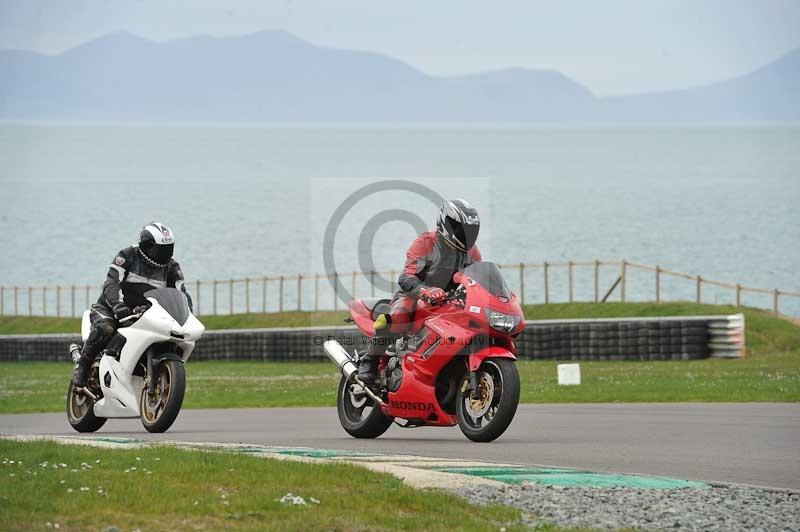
[140,359,186,433]
[336,376,393,438]
[66,381,106,433]
[456,358,520,442]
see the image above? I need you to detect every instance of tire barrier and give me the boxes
[0,314,745,362]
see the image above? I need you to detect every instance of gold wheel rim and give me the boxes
[142,364,172,423]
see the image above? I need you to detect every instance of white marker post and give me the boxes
[557,363,581,385]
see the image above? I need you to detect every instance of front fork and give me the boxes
[145,352,155,396]
[461,371,480,399]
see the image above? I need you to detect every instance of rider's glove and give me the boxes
[113,304,133,321]
[419,286,447,303]
[132,305,149,316]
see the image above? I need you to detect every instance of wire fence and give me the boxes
[2,259,799,318]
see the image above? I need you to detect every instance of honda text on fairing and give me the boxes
[66,287,205,433]
[324,261,524,442]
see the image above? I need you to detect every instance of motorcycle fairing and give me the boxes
[92,297,204,419]
[93,356,143,418]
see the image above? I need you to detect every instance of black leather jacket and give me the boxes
[92,246,192,319]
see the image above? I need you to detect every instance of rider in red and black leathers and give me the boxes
[72,222,192,387]
[358,199,482,383]
[387,229,482,334]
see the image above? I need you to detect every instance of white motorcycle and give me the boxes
[66,287,205,433]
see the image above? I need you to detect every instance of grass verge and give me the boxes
[2,353,797,414]
[0,302,797,413]
[0,439,532,531]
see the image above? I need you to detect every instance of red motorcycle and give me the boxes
[323,262,524,442]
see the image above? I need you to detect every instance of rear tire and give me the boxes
[66,381,106,433]
[456,358,520,442]
[336,376,393,439]
[140,360,186,433]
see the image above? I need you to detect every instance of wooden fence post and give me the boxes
[71,285,76,317]
[56,286,61,317]
[593,260,599,303]
[213,280,218,315]
[314,274,319,311]
[543,261,549,304]
[519,262,525,305]
[568,260,574,303]
[696,275,702,304]
[85,285,90,311]
[736,284,741,307]
[195,280,201,316]
[655,266,661,304]
[297,275,302,311]
[773,289,780,314]
[279,275,285,312]
[370,270,376,297]
[28,287,33,316]
[245,278,251,314]
[40,287,44,316]
[351,271,357,300]
[262,277,267,313]
[333,273,339,311]
[620,260,627,302]
[0,286,4,315]
[229,279,234,314]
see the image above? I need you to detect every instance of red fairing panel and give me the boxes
[348,300,375,337]
[467,345,516,372]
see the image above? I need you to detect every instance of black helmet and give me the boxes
[436,199,480,252]
[138,222,175,267]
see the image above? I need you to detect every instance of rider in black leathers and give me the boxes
[71,222,193,387]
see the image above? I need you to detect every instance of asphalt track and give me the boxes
[1,403,798,490]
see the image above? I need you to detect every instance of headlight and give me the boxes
[485,309,520,333]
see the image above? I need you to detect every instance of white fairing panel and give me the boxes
[81,310,91,342]
[90,296,205,420]
[93,356,142,418]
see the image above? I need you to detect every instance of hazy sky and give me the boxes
[1,0,799,96]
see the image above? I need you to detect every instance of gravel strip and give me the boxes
[454,483,800,531]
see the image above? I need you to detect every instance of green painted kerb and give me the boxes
[432,466,709,489]
[86,437,143,445]
[278,448,374,459]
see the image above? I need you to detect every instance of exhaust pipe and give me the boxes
[323,340,385,406]
[323,340,358,380]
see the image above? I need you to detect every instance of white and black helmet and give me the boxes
[436,199,480,252]
[138,222,175,267]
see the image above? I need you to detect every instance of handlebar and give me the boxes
[419,292,464,307]
[118,305,150,325]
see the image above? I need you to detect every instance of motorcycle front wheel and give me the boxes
[336,376,393,438]
[66,381,106,433]
[456,358,520,442]
[140,359,186,433]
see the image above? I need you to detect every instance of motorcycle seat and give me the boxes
[360,298,392,320]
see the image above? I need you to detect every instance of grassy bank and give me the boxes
[1,353,797,414]
[0,302,797,413]
[0,440,529,531]
[0,301,795,339]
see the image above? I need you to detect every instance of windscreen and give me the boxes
[462,262,512,298]
[144,288,190,325]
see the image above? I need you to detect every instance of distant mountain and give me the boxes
[605,48,800,121]
[0,31,797,122]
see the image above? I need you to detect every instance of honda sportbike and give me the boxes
[66,287,205,433]
[324,262,524,442]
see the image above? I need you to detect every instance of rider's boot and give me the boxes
[357,337,384,391]
[71,352,92,388]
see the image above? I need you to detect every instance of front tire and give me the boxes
[456,358,520,442]
[140,359,186,433]
[66,381,106,433]
[336,376,393,439]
